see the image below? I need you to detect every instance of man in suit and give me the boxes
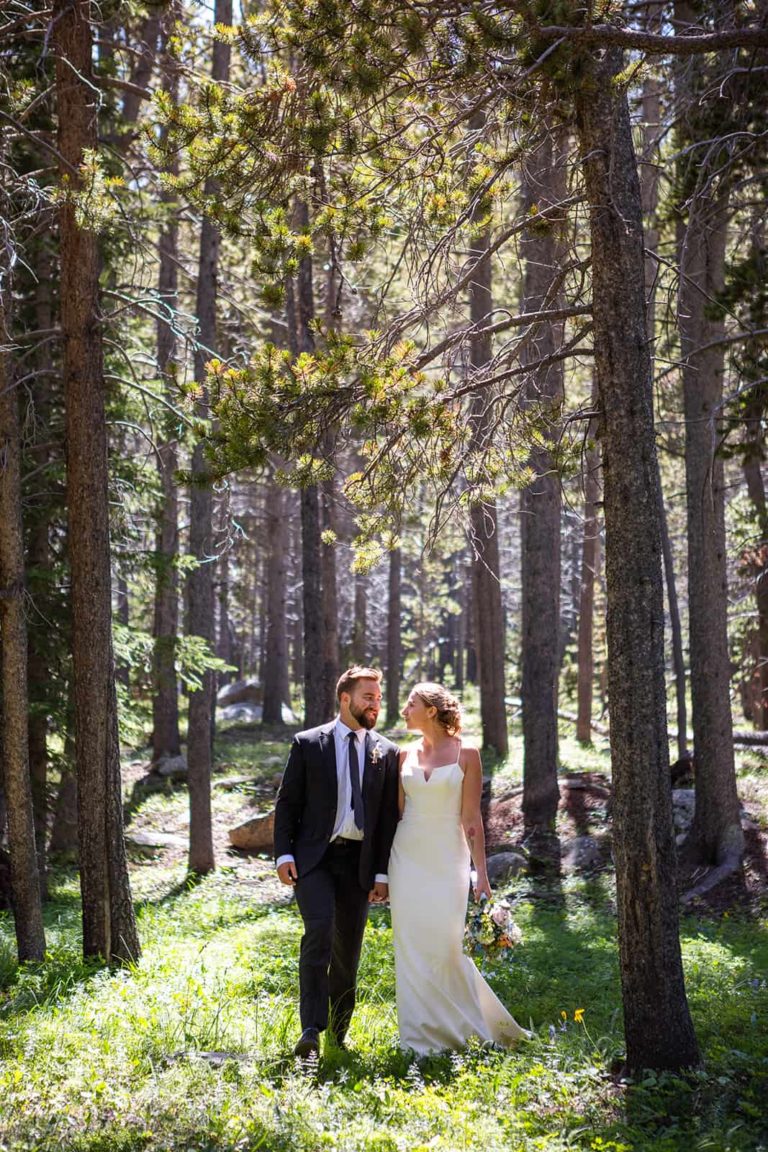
[274,666,400,1058]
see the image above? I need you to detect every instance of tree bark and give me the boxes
[576,425,601,745]
[385,546,402,726]
[520,128,564,827]
[54,0,139,962]
[151,26,181,762]
[574,46,699,1072]
[320,467,340,716]
[291,202,327,725]
[352,572,367,664]
[467,179,508,757]
[185,0,232,875]
[262,472,291,724]
[639,11,689,762]
[675,0,743,869]
[0,288,46,961]
[26,243,55,895]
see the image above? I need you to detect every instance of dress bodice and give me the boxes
[400,760,463,821]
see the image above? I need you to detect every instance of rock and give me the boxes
[486,851,527,885]
[155,754,188,780]
[126,829,186,851]
[672,788,696,835]
[561,835,605,873]
[217,678,261,707]
[229,809,275,853]
[219,703,262,724]
[281,703,299,724]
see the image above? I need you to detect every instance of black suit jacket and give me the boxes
[274,722,400,891]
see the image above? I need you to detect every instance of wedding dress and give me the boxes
[388,760,528,1055]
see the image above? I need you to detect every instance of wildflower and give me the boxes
[574,1008,585,1025]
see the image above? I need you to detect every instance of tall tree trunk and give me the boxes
[151,29,181,762]
[576,425,601,745]
[262,473,291,724]
[0,286,46,962]
[574,46,699,1072]
[352,573,367,664]
[520,128,564,829]
[639,13,688,761]
[675,0,742,875]
[54,0,139,962]
[320,467,340,715]
[291,206,326,725]
[186,0,232,874]
[739,217,768,729]
[26,243,55,894]
[467,184,508,757]
[385,546,402,726]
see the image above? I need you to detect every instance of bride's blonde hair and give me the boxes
[413,682,463,736]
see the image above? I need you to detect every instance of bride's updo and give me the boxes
[413,682,463,736]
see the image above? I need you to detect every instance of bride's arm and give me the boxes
[397,751,407,816]
[460,747,491,901]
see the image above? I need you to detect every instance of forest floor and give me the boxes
[1,721,767,1152]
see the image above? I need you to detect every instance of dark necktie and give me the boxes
[348,732,364,830]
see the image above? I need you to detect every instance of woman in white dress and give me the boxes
[387,683,529,1055]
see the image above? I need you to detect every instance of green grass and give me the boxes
[1,726,767,1151]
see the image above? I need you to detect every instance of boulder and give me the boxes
[486,851,527,885]
[126,829,186,851]
[217,678,261,707]
[672,788,696,835]
[229,809,275,853]
[561,835,605,873]
[219,703,262,724]
[155,754,188,780]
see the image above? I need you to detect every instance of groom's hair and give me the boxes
[336,666,382,701]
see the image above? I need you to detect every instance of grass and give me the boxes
[1,726,767,1151]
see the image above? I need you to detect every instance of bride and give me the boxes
[387,682,530,1055]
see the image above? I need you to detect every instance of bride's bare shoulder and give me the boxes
[458,744,482,774]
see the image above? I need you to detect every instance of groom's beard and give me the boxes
[350,703,378,730]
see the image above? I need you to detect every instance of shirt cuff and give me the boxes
[276,854,295,869]
[374,873,388,885]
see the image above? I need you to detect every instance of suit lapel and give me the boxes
[319,723,338,806]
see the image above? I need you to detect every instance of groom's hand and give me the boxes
[277,860,298,885]
[369,881,388,904]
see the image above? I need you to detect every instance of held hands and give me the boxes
[369,881,389,904]
[277,860,298,886]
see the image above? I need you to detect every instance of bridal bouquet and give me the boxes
[465,897,522,958]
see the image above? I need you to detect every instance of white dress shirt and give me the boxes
[276,718,388,884]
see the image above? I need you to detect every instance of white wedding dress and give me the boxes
[388,760,528,1055]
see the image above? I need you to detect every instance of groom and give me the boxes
[274,666,400,1058]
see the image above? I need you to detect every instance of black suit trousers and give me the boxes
[293,839,369,1039]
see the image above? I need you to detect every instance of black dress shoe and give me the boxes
[294,1027,320,1058]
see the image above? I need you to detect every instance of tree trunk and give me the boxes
[320,468,340,716]
[520,128,564,828]
[385,546,402,726]
[186,0,232,875]
[291,202,327,725]
[574,46,699,1072]
[54,0,139,962]
[262,473,291,724]
[0,289,46,962]
[151,33,181,762]
[638,15,688,762]
[467,181,508,757]
[675,0,742,870]
[352,572,367,664]
[576,426,601,745]
[26,244,55,896]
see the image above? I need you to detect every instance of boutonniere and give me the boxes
[370,741,383,765]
